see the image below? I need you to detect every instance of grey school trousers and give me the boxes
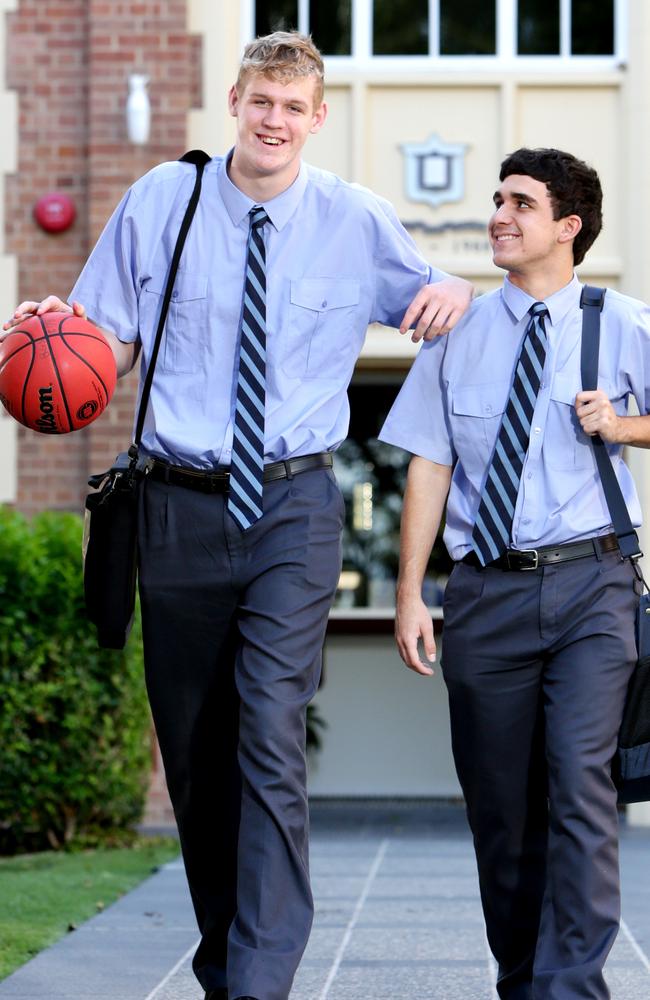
[441,547,638,1000]
[137,468,344,1000]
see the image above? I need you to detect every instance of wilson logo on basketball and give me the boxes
[77,400,99,421]
[35,385,58,433]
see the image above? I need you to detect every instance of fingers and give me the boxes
[71,300,88,319]
[3,301,40,331]
[574,390,620,441]
[399,289,428,336]
[3,296,73,331]
[400,293,452,342]
[399,278,473,342]
[395,608,436,677]
[36,295,73,315]
[419,307,455,342]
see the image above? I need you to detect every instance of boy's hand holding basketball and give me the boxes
[3,298,137,377]
[3,295,82,332]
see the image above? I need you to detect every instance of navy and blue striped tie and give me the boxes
[471,301,549,565]
[228,205,269,530]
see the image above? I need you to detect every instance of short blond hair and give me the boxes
[237,31,325,106]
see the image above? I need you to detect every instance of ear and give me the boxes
[228,84,239,118]
[558,214,582,246]
[309,101,328,135]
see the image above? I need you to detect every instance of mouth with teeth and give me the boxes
[258,134,284,146]
[493,233,520,242]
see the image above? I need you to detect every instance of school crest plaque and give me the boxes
[401,134,467,208]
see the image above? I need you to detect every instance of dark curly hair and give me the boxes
[499,148,602,265]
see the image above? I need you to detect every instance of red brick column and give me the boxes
[5,0,203,827]
[6,0,202,515]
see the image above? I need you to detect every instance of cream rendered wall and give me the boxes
[187,0,239,154]
[0,0,18,504]
[308,633,461,798]
[187,3,650,811]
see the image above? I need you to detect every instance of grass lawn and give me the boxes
[0,836,180,981]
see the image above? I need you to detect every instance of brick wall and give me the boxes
[6,0,202,516]
[5,0,202,826]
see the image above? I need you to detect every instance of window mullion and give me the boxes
[242,1,255,47]
[298,0,308,35]
[353,0,372,59]
[430,0,440,56]
[560,0,571,56]
[499,0,517,58]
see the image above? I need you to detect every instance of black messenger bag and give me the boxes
[83,150,211,649]
[580,285,650,804]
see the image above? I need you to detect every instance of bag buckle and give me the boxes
[506,548,539,571]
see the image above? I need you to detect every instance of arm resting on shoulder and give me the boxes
[400,276,474,343]
[396,457,453,677]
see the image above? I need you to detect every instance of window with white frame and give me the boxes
[252,0,620,60]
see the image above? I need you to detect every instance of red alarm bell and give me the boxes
[33,192,76,234]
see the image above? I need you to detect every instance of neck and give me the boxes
[228,153,300,203]
[507,264,575,302]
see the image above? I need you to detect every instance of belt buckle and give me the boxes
[507,548,539,571]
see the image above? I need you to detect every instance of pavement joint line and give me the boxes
[620,918,650,975]
[142,937,200,1000]
[317,838,390,1000]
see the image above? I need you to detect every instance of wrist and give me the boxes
[396,578,424,602]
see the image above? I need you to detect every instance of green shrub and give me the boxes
[0,507,150,854]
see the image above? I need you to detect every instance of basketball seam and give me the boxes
[41,316,74,433]
[60,333,110,406]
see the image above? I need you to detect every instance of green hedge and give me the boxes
[0,507,150,854]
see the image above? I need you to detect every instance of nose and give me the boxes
[492,202,512,225]
[262,102,283,128]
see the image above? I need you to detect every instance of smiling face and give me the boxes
[489,174,582,289]
[228,72,327,200]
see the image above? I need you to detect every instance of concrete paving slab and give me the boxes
[0,804,649,1000]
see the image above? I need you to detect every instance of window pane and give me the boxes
[440,0,496,55]
[518,0,560,54]
[373,0,428,55]
[255,0,298,36]
[334,381,451,610]
[571,0,614,55]
[310,0,351,55]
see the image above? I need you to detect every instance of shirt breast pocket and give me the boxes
[142,272,208,374]
[450,382,508,478]
[282,278,361,380]
[547,372,596,470]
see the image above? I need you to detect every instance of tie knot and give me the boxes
[529,301,548,319]
[250,206,269,229]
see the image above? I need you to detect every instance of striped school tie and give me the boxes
[471,301,549,565]
[228,205,269,530]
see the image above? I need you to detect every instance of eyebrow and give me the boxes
[494,190,539,205]
[249,91,308,109]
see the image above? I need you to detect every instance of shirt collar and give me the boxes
[501,273,582,327]
[217,151,308,232]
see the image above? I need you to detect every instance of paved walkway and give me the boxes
[1,803,649,1000]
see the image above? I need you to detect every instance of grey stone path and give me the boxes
[0,803,649,1000]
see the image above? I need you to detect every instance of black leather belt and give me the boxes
[148,451,333,494]
[461,532,619,571]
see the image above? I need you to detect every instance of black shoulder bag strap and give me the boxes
[128,148,211,462]
[579,284,643,563]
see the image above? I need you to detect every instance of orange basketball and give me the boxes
[0,312,117,434]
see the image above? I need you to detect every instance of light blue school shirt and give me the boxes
[379,274,650,560]
[70,153,444,468]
